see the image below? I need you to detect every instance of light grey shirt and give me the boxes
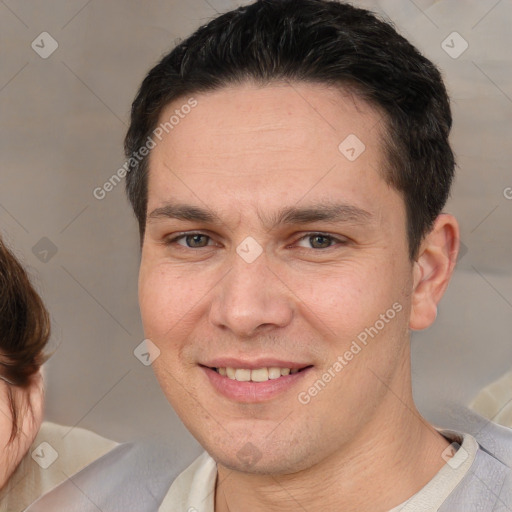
[25,408,512,511]
[159,430,480,512]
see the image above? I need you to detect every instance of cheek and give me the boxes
[0,385,42,490]
[140,264,180,332]
[0,394,14,452]
[0,425,14,490]
[296,256,402,335]
[138,261,210,343]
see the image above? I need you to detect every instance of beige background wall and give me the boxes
[1,0,511,470]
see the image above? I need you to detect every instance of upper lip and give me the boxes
[202,358,312,370]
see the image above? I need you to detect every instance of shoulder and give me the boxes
[37,421,119,463]
[440,434,512,510]
[436,403,512,466]
[439,415,512,509]
[470,369,512,428]
[0,421,118,511]
[32,421,120,485]
[470,416,512,468]
[24,433,178,511]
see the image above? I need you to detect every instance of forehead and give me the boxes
[146,82,395,220]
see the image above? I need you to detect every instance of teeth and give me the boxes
[215,366,304,382]
[251,368,269,382]
[235,369,251,382]
[268,367,281,379]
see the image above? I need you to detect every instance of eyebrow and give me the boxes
[260,203,373,228]
[149,203,220,223]
[147,202,373,229]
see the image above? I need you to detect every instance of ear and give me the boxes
[409,213,460,331]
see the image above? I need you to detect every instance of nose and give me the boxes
[208,251,294,338]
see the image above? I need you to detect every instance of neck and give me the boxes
[215,372,450,512]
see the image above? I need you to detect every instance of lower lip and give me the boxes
[201,366,312,403]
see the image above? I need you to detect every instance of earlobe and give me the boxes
[409,214,460,331]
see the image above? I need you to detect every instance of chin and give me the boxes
[203,433,315,476]
[217,450,315,476]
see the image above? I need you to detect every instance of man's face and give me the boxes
[139,82,416,473]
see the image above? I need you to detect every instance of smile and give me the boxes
[201,364,313,402]
[214,366,310,382]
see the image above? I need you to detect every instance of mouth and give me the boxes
[200,362,314,402]
[211,365,312,382]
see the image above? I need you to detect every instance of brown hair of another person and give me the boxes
[0,236,50,441]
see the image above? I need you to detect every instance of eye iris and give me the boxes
[310,235,331,249]
[186,234,208,247]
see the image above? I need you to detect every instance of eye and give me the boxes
[168,233,213,248]
[295,233,346,249]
